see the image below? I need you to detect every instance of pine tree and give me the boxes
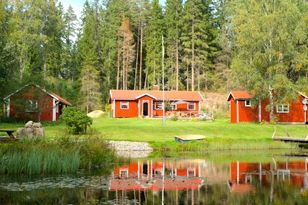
[145,0,164,88]
[117,19,135,90]
[0,0,18,97]
[165,0,183,90]
[181,0,209,91]
[77,1,102,112]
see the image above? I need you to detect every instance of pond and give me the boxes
[0,151,308,205]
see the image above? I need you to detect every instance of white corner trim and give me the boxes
[236,100,239,123]
[112,100,115,118]
[52,98,56,121]
[135,93,157,100]
[258,100,262,123]
[7,98,10,118]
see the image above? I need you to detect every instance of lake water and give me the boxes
[1,151,308,204]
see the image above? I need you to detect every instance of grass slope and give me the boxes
[1,118,307,151]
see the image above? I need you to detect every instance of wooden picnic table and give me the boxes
[0,129,16,139]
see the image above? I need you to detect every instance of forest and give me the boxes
[0,0,307,112]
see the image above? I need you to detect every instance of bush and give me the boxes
[170,114,178,121]
[60,107,92,134]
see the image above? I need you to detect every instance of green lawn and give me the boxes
[1,117,307,151]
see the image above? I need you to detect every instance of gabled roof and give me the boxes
[298,92,307,98]
[227,91,254,101]
[4,84,72,106]
[110,90,204,101]
[227,90,307,101]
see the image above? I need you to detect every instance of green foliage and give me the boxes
[0,136,117,175]
[60,107,92,134]
[145,0,164,87]
[228,0,308,118]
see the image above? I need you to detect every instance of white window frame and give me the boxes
[120,101,129,110]
[154,102,163,110]
[26,100,38,112]
[120,168,128,178]
[245,100,251,107]
[187,168,196,177]
[171,104,177,111]
[188,102,195,110]
[276,104,289,113]
[56,102,59,113]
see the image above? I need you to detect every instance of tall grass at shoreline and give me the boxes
[0,136,118,175]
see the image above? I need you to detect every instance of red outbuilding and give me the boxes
[227,90,308,124]
[109,89,204,118]
[3,84,71,122]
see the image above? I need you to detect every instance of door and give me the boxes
[143,102,149,116]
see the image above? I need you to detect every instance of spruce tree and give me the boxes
[165,0,183,90]
[145,0,164,88]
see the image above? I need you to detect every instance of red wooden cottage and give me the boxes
[3,84,71,122]
[227,90,308,124]
[109,89,204,118]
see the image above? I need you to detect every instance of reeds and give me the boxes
[0,136,116,175]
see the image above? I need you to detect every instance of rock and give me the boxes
[17,122,45,139]
[25,121,33,128]
[24,128,34,138]
[33,122,42,128]
[108,141,153,158]
[33,128,44,137]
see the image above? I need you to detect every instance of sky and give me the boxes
[60,0,166,19]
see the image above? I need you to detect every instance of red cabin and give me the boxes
[3,84,71,122]
[227,90,308,124]
[110,89,204,118]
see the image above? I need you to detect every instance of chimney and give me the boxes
[152,85,160,91]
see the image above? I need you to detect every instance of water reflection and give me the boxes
[1,157,308,204]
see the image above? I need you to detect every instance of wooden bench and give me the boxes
[0,129,16,139]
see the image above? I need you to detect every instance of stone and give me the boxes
[33,122,42,128]
[17,122,45,139]
[33,128,44,137]
[25,121,33,128]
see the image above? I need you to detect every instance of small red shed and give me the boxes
[3,84,71,122]
[110,89,204,118]
[227,90,308,124]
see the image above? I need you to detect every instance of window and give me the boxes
[245,100,251,107]
[276,104,289,113]
[187,168,195,177]
[120,169,128,178]
[120,102,129,109]
[188,102,195,110]
[171,104,176,110]
[26,100,38,112]
[154,102,163,110]
[56,102,59,113]
[245,175,252,183]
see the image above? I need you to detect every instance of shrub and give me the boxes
[170,114,178,121]
[60,107,93,134]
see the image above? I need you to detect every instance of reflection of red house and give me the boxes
[3,84,71,121]
[276,161,308,188]
[109,89,204,118]
[230,161,271,185]
[110,160,205,191]
[227,91,308,124]
[229,161,308,193]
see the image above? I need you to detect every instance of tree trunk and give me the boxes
[186,64,189,91]
[191,23,195,91]
[269,84,274,123]
[134,26,140,90]
[175,11,179,91]
[139,24,143,89]
[116,47,120,89]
